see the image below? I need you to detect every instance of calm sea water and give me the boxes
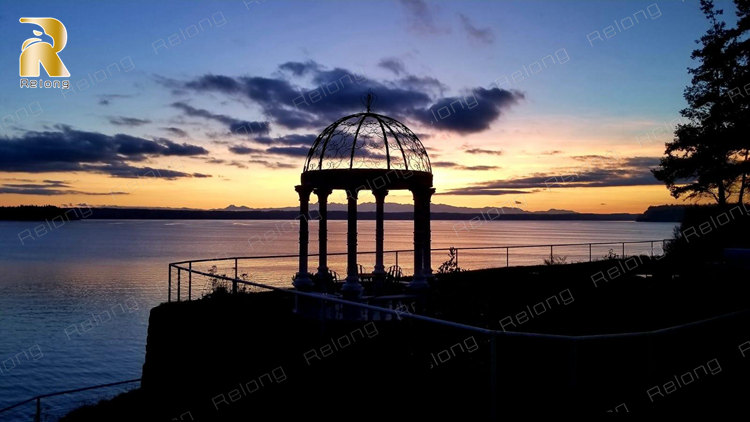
[0,219,677,420]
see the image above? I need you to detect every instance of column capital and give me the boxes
[410,186,435,200]
[372,188,389,200]
[313,187,332,198]
[295,185,313,200]
[345,186,361,200]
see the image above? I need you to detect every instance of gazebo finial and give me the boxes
[362,90,376,113]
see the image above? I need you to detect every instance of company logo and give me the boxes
[19,17,70,89]
[20,17,69,77]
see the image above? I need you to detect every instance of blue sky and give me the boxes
[0,0,732,212]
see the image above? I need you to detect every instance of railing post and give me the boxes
[550,245,553,262]
[168,265,172,303]
[589,244,592,262]
[506,247,509,267]
[395,251,399,269]
[489,333,497,420]
[622,242,625,258]
[177,268,181,302]
[35,397,40,422]
[455,248,459,268]
[234,258,238,294]
[188,262,192,301]
[650,241,654,258]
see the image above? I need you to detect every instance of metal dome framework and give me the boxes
[293,108,435,297]
[304,112,431,173]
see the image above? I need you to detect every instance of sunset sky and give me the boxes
[0,0,722,213]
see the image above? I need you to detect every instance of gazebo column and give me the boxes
[409,187,433,290]
[373,189,389,278]
[314,188,332,280]
[422,188,435,280]
[293,185,313,290]
[342,187,363,297]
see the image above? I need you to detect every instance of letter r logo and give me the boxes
[20,17,70,77]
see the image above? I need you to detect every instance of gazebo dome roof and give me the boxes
[303,112,431,173]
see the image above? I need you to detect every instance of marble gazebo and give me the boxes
[292,100,434,297]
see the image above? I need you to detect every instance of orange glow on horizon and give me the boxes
[0,113,682,213]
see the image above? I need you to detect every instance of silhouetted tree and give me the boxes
[728,0,750,202]
[653,0,741,206]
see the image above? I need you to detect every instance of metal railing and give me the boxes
[0,378,141,421]
[167,253,746,418]
[167,250,735,344]
[167,239,672,302]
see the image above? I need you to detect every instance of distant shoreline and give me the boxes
[0,205,682,221]
[0,204,695,222]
